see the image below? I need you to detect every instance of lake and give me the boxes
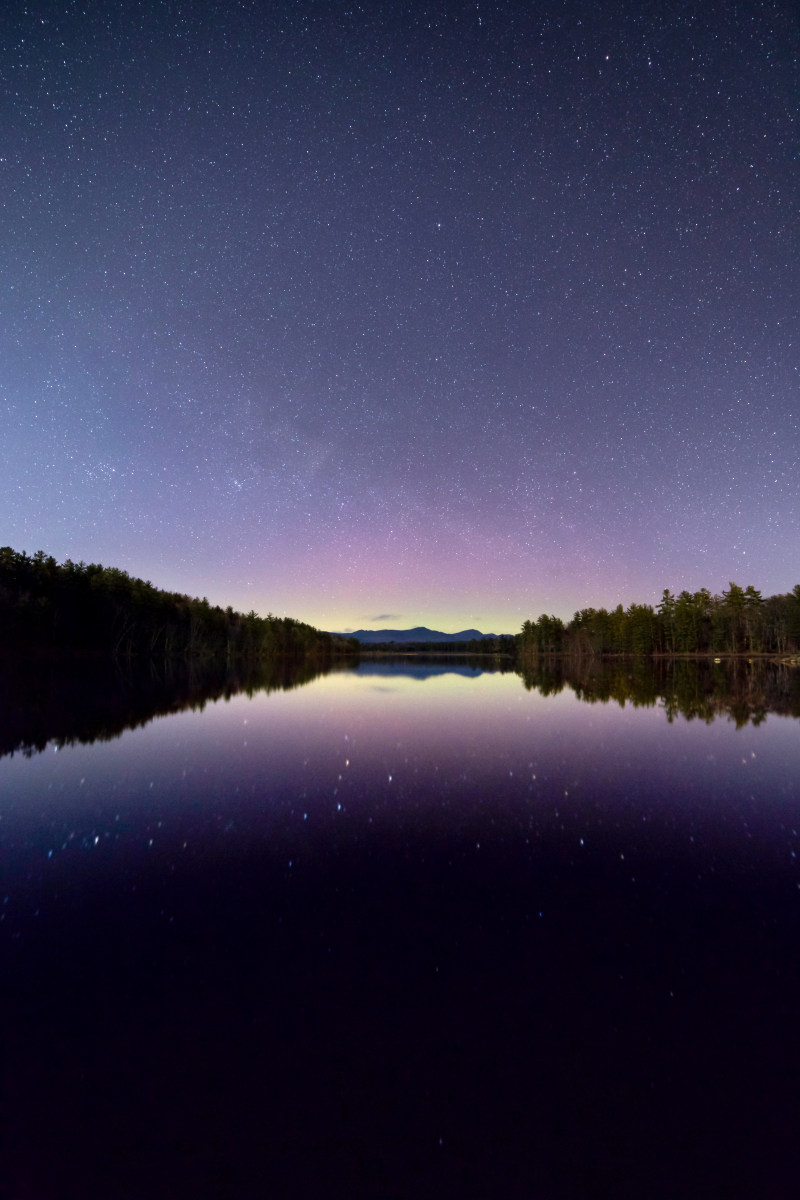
[2,658,799,1198]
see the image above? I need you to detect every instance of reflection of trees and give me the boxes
[518,658,800,728]
[0,658,347,761]
[4,657,798,762]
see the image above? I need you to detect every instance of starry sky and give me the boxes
[2,0,797,634]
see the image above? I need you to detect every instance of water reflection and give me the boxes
[2,656,800,1197]
[2,655,797,762]
[0,655,350,760]
[520,657,800,726]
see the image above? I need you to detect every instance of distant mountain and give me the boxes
[334,627,501,644]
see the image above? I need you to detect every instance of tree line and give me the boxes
[0,547,356,663]
[519,583,800,660]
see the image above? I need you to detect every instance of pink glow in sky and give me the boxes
[3,1,796,633]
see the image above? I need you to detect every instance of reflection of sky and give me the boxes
[3,669,798,860]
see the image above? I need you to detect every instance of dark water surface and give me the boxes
[2,659,799,1198]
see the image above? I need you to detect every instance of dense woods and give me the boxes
[3,548,797,666]
[0,547,355,662]
[519,583,800,660]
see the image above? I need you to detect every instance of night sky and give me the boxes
[3,0,797,633]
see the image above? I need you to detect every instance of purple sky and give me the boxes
[2,0,797,633]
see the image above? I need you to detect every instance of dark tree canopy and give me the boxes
[0,547,355,663]
[518,584,800,661]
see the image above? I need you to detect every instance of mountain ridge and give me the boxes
[332,626,503,644]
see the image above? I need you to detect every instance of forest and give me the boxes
[3,548,797,666]
[0,547,357,662]
[519,584,800,660]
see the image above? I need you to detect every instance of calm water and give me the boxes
[2,659,799,1198]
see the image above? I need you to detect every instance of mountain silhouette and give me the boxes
[334,627,500,644]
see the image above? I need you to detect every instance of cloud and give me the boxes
[370,613,400,623]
